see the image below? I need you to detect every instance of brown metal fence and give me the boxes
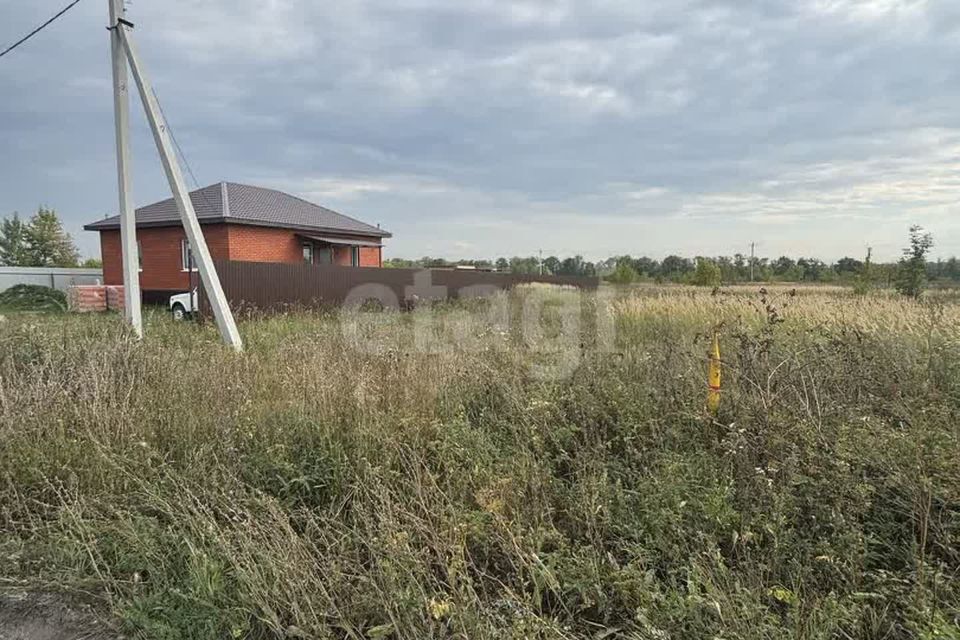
[202,260,598,313]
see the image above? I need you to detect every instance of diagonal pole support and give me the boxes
[116,24,243,351]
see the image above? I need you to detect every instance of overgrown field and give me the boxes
[1,286,959,639]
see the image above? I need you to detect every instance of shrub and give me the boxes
[607,261,638,285]
[691,258,722,286]
[0,284,66,312]
[896,226,934,298]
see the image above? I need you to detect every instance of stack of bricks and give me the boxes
[105,286,125,312]
[68,286,108,313]
[68,285,126,313]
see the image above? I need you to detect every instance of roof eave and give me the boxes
[84,216,392,238]
[226,217,391,238]
[84,217,228,231]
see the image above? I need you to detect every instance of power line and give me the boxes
[0,0,84,61]
[151,87,222,243]
[151,88,215,296]
[153,89,206,192]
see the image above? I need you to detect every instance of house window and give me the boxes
[351,246,361,267]
[316,247,332,265]
[181,239,198,272]
[302,243,314,264]
[138,241,143,271]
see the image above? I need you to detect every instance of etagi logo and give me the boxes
[339,270,616,381]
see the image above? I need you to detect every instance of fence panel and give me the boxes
[0,267,103,293]
[205,260,598,312]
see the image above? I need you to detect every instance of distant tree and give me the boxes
[543,256,561,275]
[944,257,960,282]
[460,259,493,270]
[81,258,103,269]
[834,256,863,275]
[557,255,595,277]
[851,247,875,295]
[0,213,29,266]
[754,257,772,281]
[895,225,934,299]
[22,208,80,267]
[595,256,617,276]
[608,258,638,284]
[691,257,722,286]
[632,256,659,278]
[772,256,796,277]
[379,248,960,289]
[660,255,693,280]
[419,256,452,268]
[797,258,826,282]
[384,258,419,269]
[715,255,737,283]
[926,257,960,283]
[509,256,540,274]
[733,253,746,273]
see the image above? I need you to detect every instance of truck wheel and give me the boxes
[172,303,187,321]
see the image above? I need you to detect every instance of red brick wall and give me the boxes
[227,226,383,268]
[100,230,122,286]
[68,286,108,313]
[100,226,229,289]
[226,225,303,263]
[100,224,384,290]
[327,246,381,266]
[227,227,383,267]
[333,246,351,266]
[360,247,381,267]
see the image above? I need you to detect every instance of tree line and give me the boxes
[0,208,93,268]
[386,227,952,297]
[385,255,599,277]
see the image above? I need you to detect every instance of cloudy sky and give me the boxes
[1,0,959,261]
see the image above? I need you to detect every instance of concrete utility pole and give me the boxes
[109,5,243,350]
[539,249,543,276]
[108,0,142,338]
[750,241,756,282]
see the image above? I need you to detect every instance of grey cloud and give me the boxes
[1,0,958,261]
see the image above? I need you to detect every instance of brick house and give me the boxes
[85,182,391,303]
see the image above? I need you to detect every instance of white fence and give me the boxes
[0,266,104,292]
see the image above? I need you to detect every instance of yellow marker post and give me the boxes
[707,333,721,413]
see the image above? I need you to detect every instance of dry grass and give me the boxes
[0,286,958,639]
[614,286,960,337]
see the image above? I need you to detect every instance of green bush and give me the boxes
[607,261,639,285]
[691,258,722,286]
[0,284,67,312]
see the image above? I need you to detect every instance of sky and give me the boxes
[1,0,959,262]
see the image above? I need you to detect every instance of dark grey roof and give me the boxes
[84,182,391,238]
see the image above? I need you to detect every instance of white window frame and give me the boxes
[302,243,314,264]
[351,246,360,267]
[181,238,198,272]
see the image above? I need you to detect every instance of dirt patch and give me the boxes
[0,592,118,640]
